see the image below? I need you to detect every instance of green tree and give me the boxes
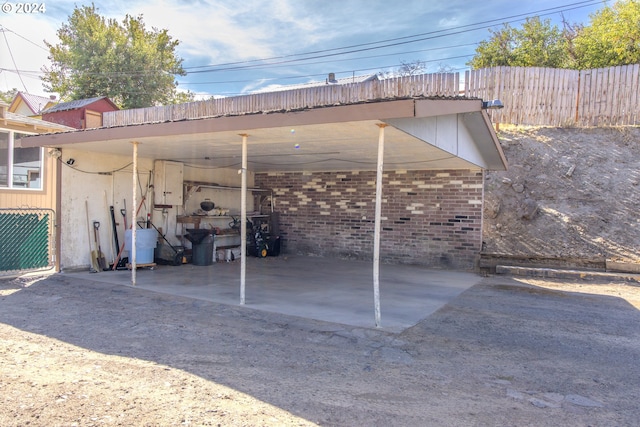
[170,90,196,104]
[0,88,18,104]
[41,4,186,109]
[573,0,640,68]
[467,23,517,69]
[468,17,572,69]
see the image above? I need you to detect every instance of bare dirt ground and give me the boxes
[483,126,640,266]
[1,272,639,426]
[2,126,640,426]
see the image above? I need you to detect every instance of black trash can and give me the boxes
[185,229,214,266]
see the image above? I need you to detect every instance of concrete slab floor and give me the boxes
[62,255,481,333]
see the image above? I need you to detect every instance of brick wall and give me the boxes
[255,169,484,269]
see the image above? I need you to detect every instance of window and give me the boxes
[0,131,43,190]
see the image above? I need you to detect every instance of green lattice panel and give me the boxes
[0,212,50,272]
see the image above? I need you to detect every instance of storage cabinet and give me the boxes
[154,161,183,206]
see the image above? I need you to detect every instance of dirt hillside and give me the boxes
[482,126,640,268]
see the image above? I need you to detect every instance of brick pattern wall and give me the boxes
[255,169,484,269]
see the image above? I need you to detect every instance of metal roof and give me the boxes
[10,92,56,115]
[41,96,110,114]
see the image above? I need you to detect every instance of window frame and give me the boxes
[0,130,44,191]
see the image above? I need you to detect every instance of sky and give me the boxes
[0,0,608,101]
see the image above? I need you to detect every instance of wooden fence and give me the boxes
[466,65,640,127]
[103,65,640,128]
[103,73,460,127]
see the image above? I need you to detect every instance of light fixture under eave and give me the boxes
[482,99,504,110]
[48,148,62,158]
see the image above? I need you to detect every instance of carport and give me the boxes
[23,97,506,328]
[60,254,483,332]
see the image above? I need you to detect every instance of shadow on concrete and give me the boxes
[2,260,640,425]
[60,255,480,332]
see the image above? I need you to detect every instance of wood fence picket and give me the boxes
[103,65,640,128]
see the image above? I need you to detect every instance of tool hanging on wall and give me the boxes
[121,198,127,229]
[110,206,120,253]
[85,200,100,273]
[109,205,127,270]
[93,221,108,271]
[104,191,115,264]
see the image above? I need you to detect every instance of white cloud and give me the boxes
[240,78,273,94]
[0,19,56,95]
[0,0,605,99]
[130,0,327,65]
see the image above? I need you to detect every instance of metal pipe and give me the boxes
[373,123,387,328]
[240,134,248,304]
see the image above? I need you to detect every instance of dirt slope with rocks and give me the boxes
[482,126,640,269]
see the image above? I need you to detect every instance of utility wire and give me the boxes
[183,0,602,74]
[0,0,604,95]
[0,25,49,51]
[1,26,28,91]
[179,54,473,87]
[2,0,601,79]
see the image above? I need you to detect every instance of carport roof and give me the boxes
[22,97,507,173]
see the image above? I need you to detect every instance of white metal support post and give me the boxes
[240,134,248,305]
[131,141,139,286]
[373,123,386,328]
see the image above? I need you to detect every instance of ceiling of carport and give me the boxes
[21,99,506,173]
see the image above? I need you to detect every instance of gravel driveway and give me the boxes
[1,271,639,426]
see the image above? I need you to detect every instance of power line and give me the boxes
[176,0,602,94]
[1,26,28,92]
[3,0,601,79]
[0,25,49,52]
[0,0,605,96]
[182,0,602,74]
[178,44,478,86]
[178,55,473,88]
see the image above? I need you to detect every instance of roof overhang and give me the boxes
[21,98,507,172]
[1,112,75,134]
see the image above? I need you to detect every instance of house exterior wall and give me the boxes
[58,148,154,270]
[10,100,36,117]
[0,150,57,209]
[255,169,484,269]
[42,110,85,129]
[43,99,119,129]
[84,98,120,114]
